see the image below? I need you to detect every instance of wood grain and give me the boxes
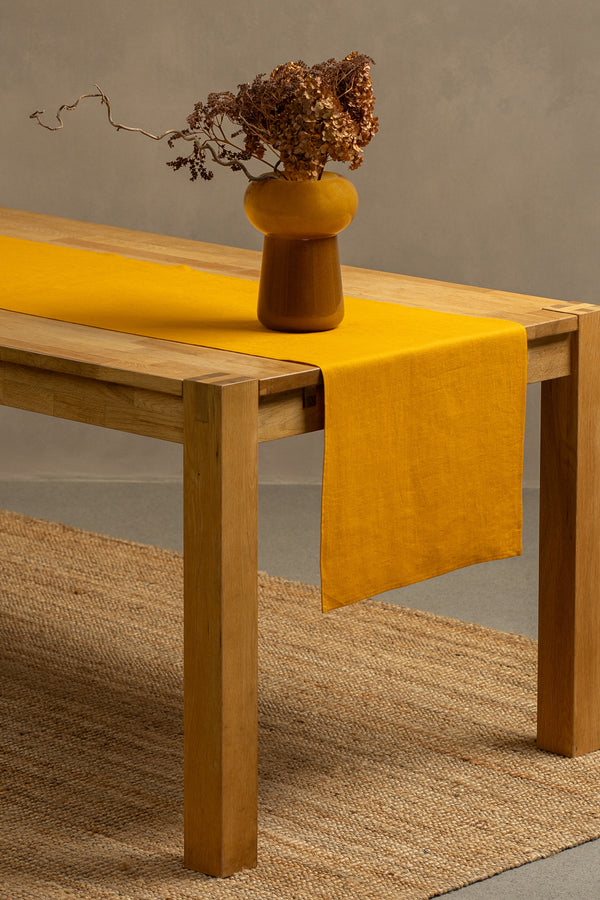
[183,375,259,874]
[0,360,184,442]
[537,305,600,756]
[0,309,320,397]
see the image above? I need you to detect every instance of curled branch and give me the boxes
[31,85,192,141]
[30,85,277,182]
[30,91,103,131]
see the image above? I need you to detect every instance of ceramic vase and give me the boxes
[244,172,358,332]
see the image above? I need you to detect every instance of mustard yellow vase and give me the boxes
[244,172,359,332]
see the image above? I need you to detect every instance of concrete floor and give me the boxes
[1,480,599,898]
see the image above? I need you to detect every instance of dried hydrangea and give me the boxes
[169,52,378,181]
[31,52,378,183]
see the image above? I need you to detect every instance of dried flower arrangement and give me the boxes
[31,51,378,183]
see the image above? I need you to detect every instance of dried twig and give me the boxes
[30,85,270,181]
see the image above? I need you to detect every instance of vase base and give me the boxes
[257,235,344,333]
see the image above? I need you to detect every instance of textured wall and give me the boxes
[2,1,599,483]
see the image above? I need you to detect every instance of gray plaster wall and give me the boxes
[2,1,599,484]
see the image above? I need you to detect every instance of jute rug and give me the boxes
[1,510,599,900]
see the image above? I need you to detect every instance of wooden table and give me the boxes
[1,208,600,876]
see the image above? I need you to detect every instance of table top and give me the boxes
[0,207,579,397]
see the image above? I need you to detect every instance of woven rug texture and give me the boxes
[1,509,600,900]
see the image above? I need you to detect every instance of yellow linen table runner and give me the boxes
[0,236,527,611]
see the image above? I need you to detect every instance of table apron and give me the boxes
[0,360,328,443]
[0,360,185,442]
[0,335,571,444]
[527,333,571,383]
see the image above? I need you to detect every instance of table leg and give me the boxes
[182,375,259,874]
[537,307,600,756]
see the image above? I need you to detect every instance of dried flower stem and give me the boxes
[30,85,276,181]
